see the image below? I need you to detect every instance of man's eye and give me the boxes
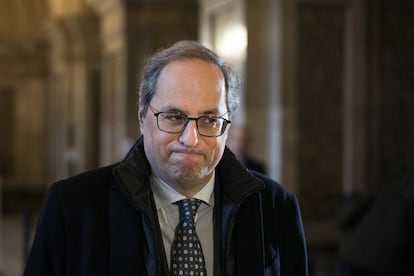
[163,113,186,122]
[200,116,219,125]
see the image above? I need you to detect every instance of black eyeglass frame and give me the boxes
[148,104,231,137]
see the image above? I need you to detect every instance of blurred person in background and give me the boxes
[226,124,266,174]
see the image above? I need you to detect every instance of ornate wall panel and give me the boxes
[297,3,345,221]
[369,0,414,187]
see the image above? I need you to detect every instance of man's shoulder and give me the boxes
[249,170,298,202]
[52,164,118,193]
[249,170,282,190]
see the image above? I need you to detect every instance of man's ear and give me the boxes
[138,109,144,124]
[138,109,145,134]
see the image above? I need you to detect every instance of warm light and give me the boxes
[216,24,247,60]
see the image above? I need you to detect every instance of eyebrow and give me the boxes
[160,106,221,116]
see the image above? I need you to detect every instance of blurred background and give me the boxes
[0,0,413,275]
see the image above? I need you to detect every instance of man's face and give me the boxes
[139,58,229,195]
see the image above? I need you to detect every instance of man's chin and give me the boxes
[171,166,210,183]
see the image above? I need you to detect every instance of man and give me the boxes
[24,40,308,276]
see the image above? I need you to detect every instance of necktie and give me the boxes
[170,198,207,276]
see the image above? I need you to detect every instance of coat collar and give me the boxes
[112,136,168,275]
[216,145,265,202]
[111,136,266,276]
[214,152,266,275]
[114,136,265,206]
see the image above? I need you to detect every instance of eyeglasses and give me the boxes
[149,104,231,137]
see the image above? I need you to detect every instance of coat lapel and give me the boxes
[111,137,170,276]
[233,192,265,276]
[109,184,145,275]
[218,190,265,276]
[216,175,265,275]
[214,149,266,275]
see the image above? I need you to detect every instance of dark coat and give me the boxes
[24,137,308,276]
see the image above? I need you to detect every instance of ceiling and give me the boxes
[0,0,50,42]
[0,0,94,43]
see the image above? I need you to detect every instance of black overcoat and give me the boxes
[24,137,308,276]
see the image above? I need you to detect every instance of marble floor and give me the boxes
[1,215,34,276]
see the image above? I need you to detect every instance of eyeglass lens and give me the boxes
[157,112,227,137]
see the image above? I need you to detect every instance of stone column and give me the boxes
[87,0,198,165]
[199,0,247,126]
[0,42,48,192]
[94,0,129,165]
[48,15,100,181]
[245,0,284,185]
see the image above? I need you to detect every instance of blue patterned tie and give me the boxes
[170,198,207,276]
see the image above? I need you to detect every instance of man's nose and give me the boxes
[178,120,199,146]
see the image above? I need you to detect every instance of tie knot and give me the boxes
[177,198,202,223]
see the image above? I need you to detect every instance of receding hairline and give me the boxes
[138,40,240,116]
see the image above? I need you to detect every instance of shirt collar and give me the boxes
[150,171,215,210]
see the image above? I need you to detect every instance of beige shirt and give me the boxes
[150,172,215,276]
